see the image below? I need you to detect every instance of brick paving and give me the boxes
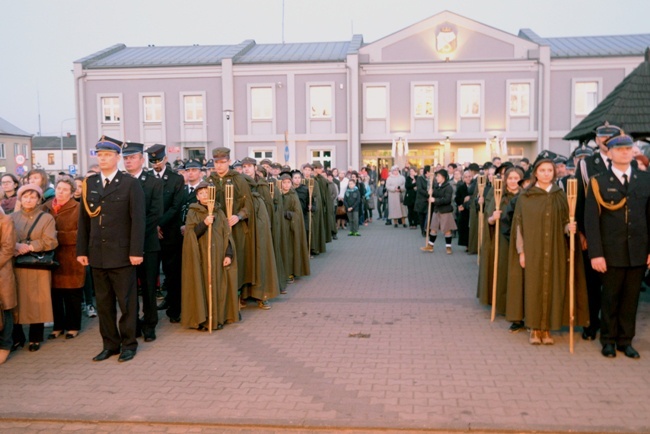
[1,219,650,433]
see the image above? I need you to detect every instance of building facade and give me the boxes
[73,11,650,173]
[0,117,32,176]
[31,135,78,177]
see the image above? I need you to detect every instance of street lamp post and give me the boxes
[60,117,76,173]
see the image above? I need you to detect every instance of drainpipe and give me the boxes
[74,65,87,173]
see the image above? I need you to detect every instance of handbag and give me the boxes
[14,212,59,270]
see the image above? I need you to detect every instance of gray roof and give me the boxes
[79,44,237,69]
[78,37,364,69]
[0,117,31,137]
[32,135,76,150]
[235,41,354,64]
[519,29,650,58]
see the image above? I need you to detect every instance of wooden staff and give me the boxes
[567,178,578,353]
[268,176,274,198]
[490,177,503,322]
[420,175,434,252]
[225,180,234,233]
[477,174,487,266]
[307,177,315,254]
[206,184,216,334]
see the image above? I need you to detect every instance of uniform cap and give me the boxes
[574,145,594,158]
[241,157,257,166]
[596,123,622,138]
[204,159,214,169]
[122,141,144,156]
[212,147,231,161]
[312,161,323,169]
[96,135,123,153]
[260,159,272,166]
[533,150,558,168]
[606,134,634,149]
[232,159,242,168]
[146,144,166,162]
[184,159,203,169]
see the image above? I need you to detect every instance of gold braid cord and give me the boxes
[82,178,102,218]
[590,177,626,214]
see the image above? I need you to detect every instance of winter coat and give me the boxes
[43,198,85,289]
[344,187,361,212]
[0,214,17,310]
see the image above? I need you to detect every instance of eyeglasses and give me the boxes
[1,181,14,185]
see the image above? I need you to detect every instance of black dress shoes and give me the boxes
[169,316,181,323]
[157,301,169,311]
[617,345,640,359]
[93,349,120,362]
[601,343,616,358]
[582,326,597,340]
[143,330,156,342]
[118,349,136,363]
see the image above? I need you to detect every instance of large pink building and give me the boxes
[73,11,650,172]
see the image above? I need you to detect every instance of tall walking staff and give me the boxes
[477,174,487,265]
[567,178,578,353]
[307,177,314,254]
[225,180,235,317]
[206,184,216,334]
[420,175,434,252]
[490,177,503,322]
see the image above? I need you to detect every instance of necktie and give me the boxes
[622,174,629,190]
[156,173,160,178]
[189,186,194,194]
[104,178,110,188]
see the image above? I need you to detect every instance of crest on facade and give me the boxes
[436,25,457,54]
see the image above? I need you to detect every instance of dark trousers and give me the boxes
[581,250,602,331]
[13,323,44,343]
[82,266,95,307]
[92,266,138,352]
[407,204,417,227]
[161,241,182,319]
[136,251,160,332]
[51,287,83,332]
[0,309,13,350]
[599,265,645,347]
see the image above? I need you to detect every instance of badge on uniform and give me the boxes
[607,188,618,192]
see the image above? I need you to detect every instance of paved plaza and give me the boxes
[1,219,650,433]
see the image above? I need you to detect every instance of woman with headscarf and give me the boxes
[11,184,58,352]
[385,165,406,228]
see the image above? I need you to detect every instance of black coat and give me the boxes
[575,152,609,233]
[135,170,163,253]
[432,181,454,214]
[404,175,417,207]
[344,188,361,212]
[77,171,146,269]
[157,168,186,246]
[585,167,650,267]
[181,184,199,223]
[414,175,430,214]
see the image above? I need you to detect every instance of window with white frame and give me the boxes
[22,144,28,157]
[311,149,333,169]
[0,143,4,159]
[575,81,598,116]
[14,144,20,156]
[48,153,55,165]
[73,153,78,165]
[413,85,435,118]
[143,96,162,123]
[509,83,530,116]
[365,86,387,119]
[252,150,274,160]
[101,97,121,123]
[184,95,204,122]
[251,87,273,120]
[460,84,481,117]
[309,85,332,119]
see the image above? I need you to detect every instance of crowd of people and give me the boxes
[0,121,648,365]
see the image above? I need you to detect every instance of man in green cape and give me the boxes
[302,164,327,255]
[278,171,310,281]
[313,162,337,241]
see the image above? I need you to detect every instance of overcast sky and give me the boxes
[2,0,649,137]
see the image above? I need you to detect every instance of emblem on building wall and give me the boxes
[436,25,457,54]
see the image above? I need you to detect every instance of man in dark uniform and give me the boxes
[575,123,622,340]
[77,136,145,362]
[180,159,203,232]
[585,134,650,359]
[123,142,163,342]
[147,145,186,324]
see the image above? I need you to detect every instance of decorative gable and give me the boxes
[359,10,539,63]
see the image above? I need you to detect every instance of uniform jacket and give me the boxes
[584,167,650,267]
[157,168,185,246]
[77,171,146,269]
[43,198,85,289]
[134,170,163,252]
[575,152,608,233]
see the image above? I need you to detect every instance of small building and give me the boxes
[0,117,32,176]
[31,135,79,177]
[73,11,650,173]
